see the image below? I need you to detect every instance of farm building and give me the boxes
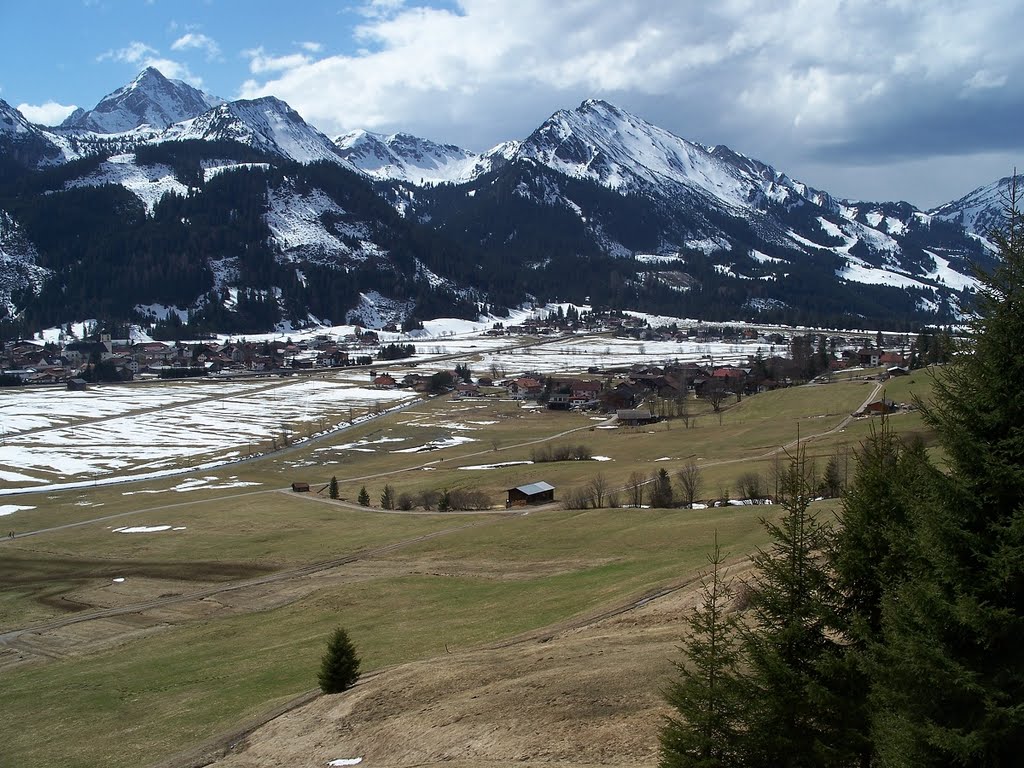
[616,408,657,426]
[506,481,555,508]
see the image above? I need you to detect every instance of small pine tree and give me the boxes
[318,627,361,693]
[437,489,451,512]
[661,536,743,767]
[329,475,339,499]
[380,484,395,510]
[650,468,674,508]
[357,486,370,506]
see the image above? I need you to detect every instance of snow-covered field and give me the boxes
[470,335,783,375]
[0,378,414,490]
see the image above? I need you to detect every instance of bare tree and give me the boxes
[702,379,729,413]
[677,392,691,429]
[627,471,646,508]
[676,461,703,508]
[587,472,609,508]
[738,471,765,501]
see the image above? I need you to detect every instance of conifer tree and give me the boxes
[869,178,1024,766]
[737,450,849,767]
[329,475,339,499]
[318,627,361,694]
[650,468,675,508]
[661,537,743,768]
[357,486,370,506]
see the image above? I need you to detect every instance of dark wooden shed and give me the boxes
[506,481,555,508]
[291,481,310,493]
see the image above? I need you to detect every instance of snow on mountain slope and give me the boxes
[1,101,34,137]
[511,99,821,214]
[266,181,386,266]
[0,99,64,165]
[930,174,1021,242]
[346,290,413,327]
[163,97,348,166]
[0,210,50,317]
[64,153,190,213]
[923,250,980,292]
[60,67,223,134]
[335,130,487,184]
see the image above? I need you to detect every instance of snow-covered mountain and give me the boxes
[163,97,348,166]
[60,67,223,134]
[0,99,63,166]
[335,129,487,184]
[929,174,1022,242]
[0,69,1013,332]
[474,101,978,279]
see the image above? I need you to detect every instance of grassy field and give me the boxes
[0,369,939,768]
[1,504,777,768]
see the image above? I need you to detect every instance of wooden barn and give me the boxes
[506,481,555,508]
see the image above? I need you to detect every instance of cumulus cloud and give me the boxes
[17,101,78,126]
[97,41,158,65]
[236,0,1022,205]
[170,32,221,60]
[97,40,204,87]
[244,47,312,75]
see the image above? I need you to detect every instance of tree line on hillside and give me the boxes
[661,195,1024,767]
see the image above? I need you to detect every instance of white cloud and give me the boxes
[357,0,407,19]
[98,41,158,65]
[17,101,78,126]
[170,32,221,60]
[964,69,1007,91]
[299,41,323,53]
[231,0,1023,206]
[97,40,204,88]
[244,47,312,75]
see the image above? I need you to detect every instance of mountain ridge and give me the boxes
[0,69,1014,335]
[59,66,224,134]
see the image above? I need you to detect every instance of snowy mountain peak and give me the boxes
[60,67,224,134]
[334,129,485,184]
[930,173,1022,241]
[162,96,349,166]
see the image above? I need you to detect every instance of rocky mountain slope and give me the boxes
[59,67,224,134]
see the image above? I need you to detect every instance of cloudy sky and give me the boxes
[1,0,1021,208]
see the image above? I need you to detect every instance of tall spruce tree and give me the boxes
[869,180,1024,766]
[661,537,743,768]
[737,451,851,767]
[826,420,932,767]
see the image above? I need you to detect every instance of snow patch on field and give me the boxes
[458,461,534,470]
[113,525,174,534]
[391,435,476,453]
[0,504,35,516]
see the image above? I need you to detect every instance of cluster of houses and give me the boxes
[0,331,385,387]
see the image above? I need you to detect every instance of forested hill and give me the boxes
[0,141,481,336]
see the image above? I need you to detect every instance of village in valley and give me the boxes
[0,303,950,768]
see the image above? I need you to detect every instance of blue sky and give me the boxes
[1,0,1022,209]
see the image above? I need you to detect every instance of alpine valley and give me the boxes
[0,67,1014,336]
